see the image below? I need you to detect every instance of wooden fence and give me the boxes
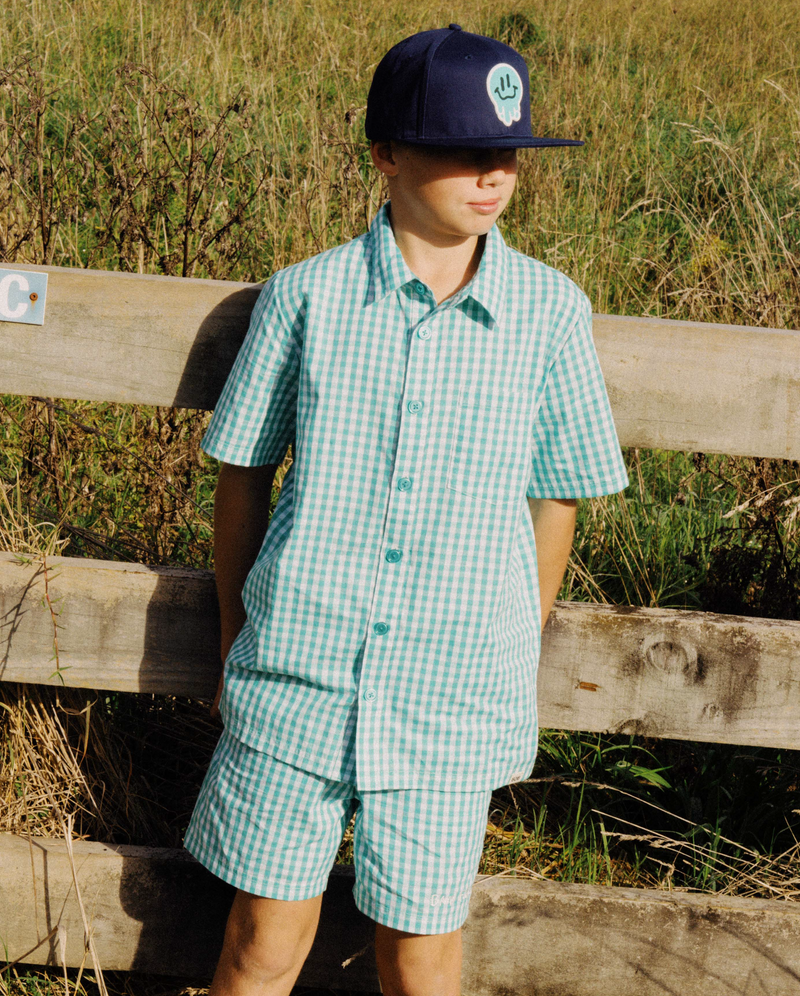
[1,260,800,995]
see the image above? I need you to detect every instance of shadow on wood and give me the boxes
[118,857,379,986]
[0,835,379,986]
[171,284,261,409]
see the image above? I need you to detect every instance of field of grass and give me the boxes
[2,0,800,992]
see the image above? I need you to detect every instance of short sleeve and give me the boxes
[527,294,629,499]
[200,273,303,467]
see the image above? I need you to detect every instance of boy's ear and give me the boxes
[371,140,400,177]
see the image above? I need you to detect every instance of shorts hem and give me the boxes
[183,837,329,902]
[352,886,470,935]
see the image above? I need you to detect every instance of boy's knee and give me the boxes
[374,923,462,969]
[374,925,463,996]
[222,890,323,979]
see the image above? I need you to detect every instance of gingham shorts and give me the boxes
[184,727,493,934]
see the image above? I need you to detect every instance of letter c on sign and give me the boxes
[0,272,30,319]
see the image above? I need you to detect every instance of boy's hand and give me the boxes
[210,670,225,722]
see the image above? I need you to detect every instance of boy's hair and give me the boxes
[366,24,583,151]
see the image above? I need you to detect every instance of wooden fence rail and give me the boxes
[2,551,800,750]
[1,261,799,994]
[3,833,800,996]
[2,261,800,459]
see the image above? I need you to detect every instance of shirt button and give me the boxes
[397,477,412,491]
[417,325,431,339]
[373,621,390,635]
[407,400,423,413]
[363,687,377,701]
[385,548,403,562]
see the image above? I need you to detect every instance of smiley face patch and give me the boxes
[486,63,523,126]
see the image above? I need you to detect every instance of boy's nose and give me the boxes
[478,165,509,185]
[480,153,505,172]
[474,149,516,180]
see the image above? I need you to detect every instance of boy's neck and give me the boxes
[387,202,485,307]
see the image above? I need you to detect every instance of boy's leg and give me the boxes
[210,890,324,996]
[373,923,462,996]
[352,785,492,996]
[184,729,359,994]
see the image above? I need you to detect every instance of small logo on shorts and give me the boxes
[429,886,473,907]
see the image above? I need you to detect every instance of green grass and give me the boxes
[1,0,799,328]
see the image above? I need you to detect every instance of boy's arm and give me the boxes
[527,496,578,631]
[210,460,279,719]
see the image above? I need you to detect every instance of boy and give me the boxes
[185,24,628,996]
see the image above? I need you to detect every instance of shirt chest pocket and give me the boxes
[446,389,532,506]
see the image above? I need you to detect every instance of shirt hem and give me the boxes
[221,714,537,792]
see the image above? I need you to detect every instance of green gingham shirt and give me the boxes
[201,202,629,792]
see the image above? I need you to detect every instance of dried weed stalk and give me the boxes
[0,60,266,277]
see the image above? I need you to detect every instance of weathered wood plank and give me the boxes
[462,875,800,996]
[0,551,220,697]
[1,263,799,459]
[2,551,799,749]
[0,262,260,409]
[2,833,800,995]
[592,312,800,460]
[0,833,376,984]
[537,601,800,748]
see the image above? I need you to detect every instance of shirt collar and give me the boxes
[461,221,507,325]
[367,202,415,303]
[366,201,508,325]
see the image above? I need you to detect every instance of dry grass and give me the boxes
[0,0,798,326]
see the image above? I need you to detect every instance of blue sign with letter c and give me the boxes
[0,268,48,326]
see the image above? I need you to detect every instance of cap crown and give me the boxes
[366,24,582,148]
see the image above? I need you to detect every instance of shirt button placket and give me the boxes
[359,305,436,787]
[394,314,433,496]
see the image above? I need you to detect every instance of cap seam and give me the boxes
[418,30,453,140]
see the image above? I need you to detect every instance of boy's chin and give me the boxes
[442,209,503,237]
[460,216,501,237]
[426,207,503,240]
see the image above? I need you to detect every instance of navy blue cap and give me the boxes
[366,24,583,149]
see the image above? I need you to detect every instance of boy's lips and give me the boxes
[468,198,501,214]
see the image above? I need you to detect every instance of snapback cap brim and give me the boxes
[382,135,584,148]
